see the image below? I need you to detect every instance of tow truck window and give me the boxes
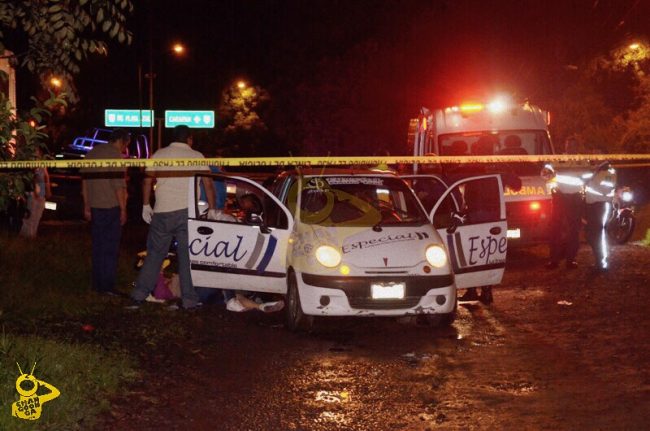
[439,131,551,176]
[440,131,551,157]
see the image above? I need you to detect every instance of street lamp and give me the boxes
[49,77,62,88]
[237,80,247,90]
[138,42,187,153]
[172,43,185,55]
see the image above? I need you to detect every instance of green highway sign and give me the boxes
[165,110,215,128]
[105,109,154,127]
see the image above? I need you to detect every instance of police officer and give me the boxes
[584,161,617,271]
[541,162,585,270]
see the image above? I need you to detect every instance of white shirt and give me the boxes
[147,142,208,213]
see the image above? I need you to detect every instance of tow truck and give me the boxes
[405,96,555,244]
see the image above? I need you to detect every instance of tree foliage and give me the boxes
[0,0,133,214]
[217,82,271,156]
[0,0,133,95]
[550,40,650,153]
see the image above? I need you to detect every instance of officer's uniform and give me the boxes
[584,162,617,271]
[542,164,586,268]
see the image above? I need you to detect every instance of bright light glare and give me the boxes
[172,43,185,54]
[460,103,483,113]
[629,43,640,50]
[487,98,508,113]
[237,80,247,89]
[50,77,62,88]
[315,245,341,268]
[622,191,633,202]
[529,201,541,211]
[425,245,447,268]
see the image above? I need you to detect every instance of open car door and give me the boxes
[188,173,293,294]
[429,174,507,289]
[401,174,450,214]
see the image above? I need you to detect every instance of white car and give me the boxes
[188,169,507,330]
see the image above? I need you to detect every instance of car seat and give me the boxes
[498,135,528,155]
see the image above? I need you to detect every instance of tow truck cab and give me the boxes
[409,98,554,244]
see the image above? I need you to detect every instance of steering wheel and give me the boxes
[374,200,403,222]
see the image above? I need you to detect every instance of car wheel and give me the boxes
[286,271,313,332]
[427,297,457,327]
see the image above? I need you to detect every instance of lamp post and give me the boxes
[138,42,186,154]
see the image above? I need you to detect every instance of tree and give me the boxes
[0,0,133,213]
[549,40,650,153]
[217,82,271,156]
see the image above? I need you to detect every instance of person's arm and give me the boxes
[116,186,127,225]
[142,175,153,206]
[141,174,154,223]
[202,176,217,209]
[81,179,91,221]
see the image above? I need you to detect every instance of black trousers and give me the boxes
[548,192,583,263]
[585,201,610,269]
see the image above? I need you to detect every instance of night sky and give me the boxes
[19,0,650,154]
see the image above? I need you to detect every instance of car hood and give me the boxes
[301,224,441,269]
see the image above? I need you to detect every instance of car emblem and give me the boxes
[383,257,388,266]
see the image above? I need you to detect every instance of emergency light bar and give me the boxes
[459,103,484,113]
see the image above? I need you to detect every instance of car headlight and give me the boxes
[315,245,342,268]
[425,245,447,268]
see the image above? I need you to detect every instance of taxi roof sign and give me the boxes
[105,109,154,127]
[165,110,215,128]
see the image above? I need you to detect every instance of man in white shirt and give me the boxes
[130,125,216,309]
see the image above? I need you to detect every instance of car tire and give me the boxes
[286,271,313,332]
[427,297,457,327]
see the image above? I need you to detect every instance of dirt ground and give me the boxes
[86,237,650,431]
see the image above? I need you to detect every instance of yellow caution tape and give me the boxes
[0,154,648,169]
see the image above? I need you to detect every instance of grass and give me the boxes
[0,329,137,431]
[0,223,144,430]
[0,224,139,321]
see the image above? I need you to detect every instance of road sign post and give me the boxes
[164,110,215,128]
[105,109,154,127]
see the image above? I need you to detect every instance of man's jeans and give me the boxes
[131,208,199,307]
[91,207,122,292]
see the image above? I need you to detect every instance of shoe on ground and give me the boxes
[259,300,285,313]
[545,261,559,270]
[479,287,493,305]
[458,288,479,302]
[593,264,608,273]
[124,299,144,310]
[565,261,578,269]
[145,294,166,304]
[182,302,203,311]
[167,302,203,311]
[97,289,124,297]
[226,297,247,312]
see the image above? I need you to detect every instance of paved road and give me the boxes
[99,242,650,431]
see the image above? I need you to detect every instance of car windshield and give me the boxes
[299,176,429,226]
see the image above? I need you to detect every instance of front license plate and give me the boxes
[507,228,521,239]
[371,283,405,299]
